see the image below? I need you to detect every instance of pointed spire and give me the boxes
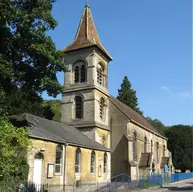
[85,0,89,8]
[63,3,112,61]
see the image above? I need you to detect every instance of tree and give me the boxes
[165,125,193,172]
[146,117,165,135]
[43,99,61,122]
[117,76,143,115]
[0,117,29,191]
[0,0,65,97]
[1,87,55,119]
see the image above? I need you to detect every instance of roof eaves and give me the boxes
[110,97,167,140]
[67,142,111,152]
[130,118,167,140]
[29,135,68,146]
[29,135,110,152]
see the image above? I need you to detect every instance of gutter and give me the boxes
[29,135,111,152]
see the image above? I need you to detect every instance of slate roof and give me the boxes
[9,113,110,152]
[62,3,112,61]
[138,153,152,168]
[109,96,167,139]
[160,157,169,168]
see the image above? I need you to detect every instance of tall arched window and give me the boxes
[144,136,147,153]
[74,66,79,83]
[80,65,86,82]
[156,142,159,164]
[151,140,153,153]
[75,148,81,174]
[100,98,105,119]
[97,64,103,85]
[75,96,83,119]
[90,151,96,174]
[163,145,165,157]
[103,152,107,173]
[133,131,137,161]
[55,145,63,173]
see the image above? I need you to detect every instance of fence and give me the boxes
[169,172,193,183]
[16,182,107,192]
[15,172,193,192]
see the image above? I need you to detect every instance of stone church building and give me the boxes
[61,2,173,180]
[10,3,174,190]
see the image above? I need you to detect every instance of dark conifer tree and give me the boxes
[117,76,143,115]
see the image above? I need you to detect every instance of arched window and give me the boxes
[75,96,83,119]
[163,145,165,157]
[151,140,153,153]
[55,145,63,173]
[156,142,159,164]
[100,98,105,119]
[75,148,81,174]
[74,66,79,83]
[103,152,107,173]
[73,61,87,83]
[80,65,86,82]
[144,136,147,153]
[97,64,103,85]
[90,151,96,174]
[133,131,137,161]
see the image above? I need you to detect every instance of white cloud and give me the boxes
[160,86,171,93]
[178,92,192,98]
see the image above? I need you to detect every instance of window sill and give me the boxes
[55,173,63,176]
[71,82,88,86]
[75,173,81,177]
[73,118,84,121]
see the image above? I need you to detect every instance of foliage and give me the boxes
[0,0,65,97]
[165,125,193,172]
[0,117,29,191]
[0,88,6,116]
[1,87,55,119]
[146,117,165,135]
[117,76,143,115]
[43,99,61,122]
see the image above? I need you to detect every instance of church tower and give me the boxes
[61,3,112,148]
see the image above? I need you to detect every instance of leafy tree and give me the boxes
[0,0,65,97]
[43,99,61,122]
[146,117,165,135]
[1,87,55,119]
[165,125,193,172]
[117,76,143,115]
[0,117,29,191]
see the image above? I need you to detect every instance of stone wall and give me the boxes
[28,139,110,186]
[109,100,129,177]
[65,145,110,185]
[109,99,171,179]
[28,139,63,185]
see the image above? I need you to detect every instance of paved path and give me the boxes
[106,178,193,191]
[141,178,193,192]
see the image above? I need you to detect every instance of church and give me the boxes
[61,2,174,180]
[10,2,174,190]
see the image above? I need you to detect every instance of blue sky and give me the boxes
[43,0,192,126]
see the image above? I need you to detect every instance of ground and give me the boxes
[99,178,193,191]
[139,178,193,192]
